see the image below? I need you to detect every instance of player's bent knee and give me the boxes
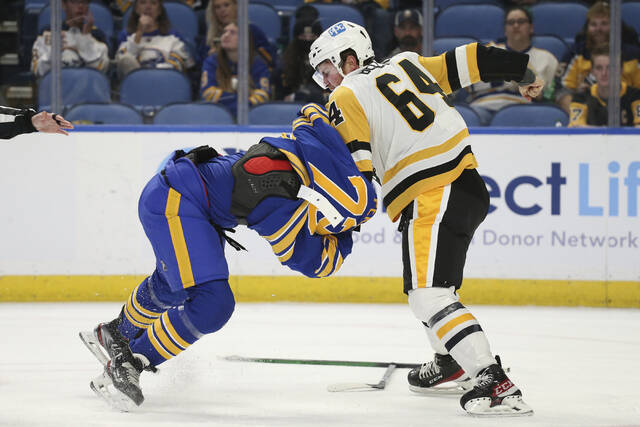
[408,286,460,323]
[185,279,236,335]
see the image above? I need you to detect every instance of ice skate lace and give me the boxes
[418,361,439,379]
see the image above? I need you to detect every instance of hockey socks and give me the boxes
[128,278,235,366]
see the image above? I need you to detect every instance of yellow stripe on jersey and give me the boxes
[165,188,195,288]
[329,86,370,145]
[309,163,368,216]
[271,209,308,255]
[436,313,476,339]
[355,159,373,173]
[386,152,477,221]
[419,53,451,94]
[264,202,308,242]
[146,325,173,360]
[465,43,480,83]
[301,104,330,124]
[278,149,311,186]
[153,316,183,356]
[383,128,469,184]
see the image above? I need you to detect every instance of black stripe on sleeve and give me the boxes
[445,50,461,92]
[426,302,465,328]
[444,324,483,351]
[476,44,529,82]
[346,140,371,154]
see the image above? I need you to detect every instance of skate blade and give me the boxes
[79,330,109,367]
[465,396,534,417]
[90,371,138,412]
[409,382,471,396]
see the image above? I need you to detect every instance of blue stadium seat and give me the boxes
[249,102,305,125]
[435,0,501,13]
[154,103,235,125]
[252,0,303,14]
[454,104,482,127]
[122,2,197,44]
[119,69,192,110]
[489,104,569,127]
[291,3,364,38]
[435,4,505,43]
[433,37,478,55]
[248,3,282,45]
[37,3,114,43]
[24,0,47,13]
[64,103,143,125]
[622,2,640,38]
[38,68,111,111]
[532,35,570,61]
[530,2,588,45]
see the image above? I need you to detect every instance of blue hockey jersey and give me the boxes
[145,103,377,290]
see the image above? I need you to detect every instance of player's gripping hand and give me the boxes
[519,77,545,102]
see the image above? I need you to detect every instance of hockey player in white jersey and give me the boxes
[309,21,543,417]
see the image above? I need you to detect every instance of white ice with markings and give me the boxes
[1,302,639,426]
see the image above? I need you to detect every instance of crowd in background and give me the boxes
[26,0,640,126]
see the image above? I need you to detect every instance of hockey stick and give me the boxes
[326,363,397,392]
[222,355,419,369]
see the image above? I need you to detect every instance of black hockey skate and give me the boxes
[80,314,155,411]
[460,363,533,417]
[408,353,472,395]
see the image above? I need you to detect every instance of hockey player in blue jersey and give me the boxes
[80,103,377,410]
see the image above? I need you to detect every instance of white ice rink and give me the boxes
[2,302,639,426]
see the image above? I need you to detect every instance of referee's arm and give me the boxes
[0,114,37,140]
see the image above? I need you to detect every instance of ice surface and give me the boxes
[1,302,639,426]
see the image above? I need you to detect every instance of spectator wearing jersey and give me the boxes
[199,0,277,69]
[466,6,559,125]
[557,1,640,113]
[386,9,422,58]
[200,22,270,116]
[272,18,325,103]
[115,0,194,78]
[31,0,109,78]
[569,46,640,127]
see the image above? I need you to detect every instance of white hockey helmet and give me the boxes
[308,20,374,89]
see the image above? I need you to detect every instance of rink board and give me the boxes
[0,126,639,306]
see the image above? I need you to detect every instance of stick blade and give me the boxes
[327,382,382,392]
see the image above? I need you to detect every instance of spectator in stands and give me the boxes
[272,18,325,103]
[386,9,422,58]
[200,22,270,116]
[31,0,110,78]
[569,45,640,127]
[466,6,558,125]
[200,0,276,69]
[115,0,194,78]
[557,1,640,113]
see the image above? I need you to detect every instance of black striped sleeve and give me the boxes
[477,44,529,82]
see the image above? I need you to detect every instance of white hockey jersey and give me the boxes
[31,27,109,77]
[116,31,194,71]
[327,43,530,220]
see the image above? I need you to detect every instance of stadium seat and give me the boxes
[252,0,303,14]
[435,0,501,13]
[153,103,235,125]
[64,103,143,125]
[532,35,570,62]
[249,102,305,125]
[530,2,588,45]
[37,3,114,43]
[24,0,47,13]
[119,69,192,110]
[291,3,364,38]
[435,4,504,43]
[38,68,111,111]
[489,104,569,127]
[454,104,482,127]
[433,37,478,55]
[248,3,282,45]
[622,2,640,37]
